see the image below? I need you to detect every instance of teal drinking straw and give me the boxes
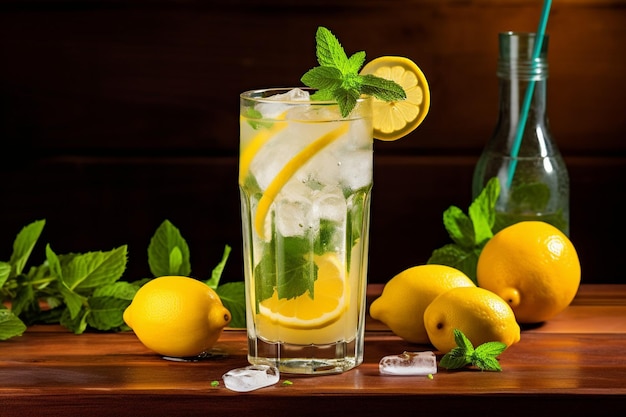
[507,0,553,186]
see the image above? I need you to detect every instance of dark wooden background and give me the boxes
[1,0,624,284]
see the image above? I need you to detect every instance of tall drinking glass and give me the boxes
[239,88,372,374]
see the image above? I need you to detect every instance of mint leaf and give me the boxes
[0,307,27,340]
[315,219,339,256]
[56,245,128,291]
[0,262,11,293]
[360,74,406,101]
[310,89,336,101]
[427,244,481,284]
[471,340,507,371]
[474,341,507,357]
[301,26,406,118]
[439,347,470,370]
[428,178,501,282]
[473,356,502,372]
[347,51,366,73]
[216,281,245,328]
[89,282,139,330]
[8,278,36,318]
[46,244,128,322]
[442,206,475,248]
[205,245,232,290]
[244,108,272,130]
[469,177,500,245]
[168,246,183,276]
[87,296,132,331]
[454,328,475,353]
[254,235,317,308]
[333,87,360,118]
[93,281,140,300]
[301,66,343,91]
[440,329,507,372]
[9,219,45,277]
[315,26,350,70]
[58,283,86,320]
[45,245,84,320]
[60,307,89,334]
[46,244,63,281]
[277,237,317,300]
[148,219,191,277]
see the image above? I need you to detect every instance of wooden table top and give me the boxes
[1,284,625,417]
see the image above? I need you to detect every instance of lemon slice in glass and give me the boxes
[238,113,287,185]
[258,253,348,330]
[253,123,349,240]
[360,56,430,141]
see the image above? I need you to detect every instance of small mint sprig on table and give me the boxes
[440,328,508,372]
[301,26,406,118]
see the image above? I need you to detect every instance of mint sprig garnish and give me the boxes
[440,328,507,372]
[301,26,406,117]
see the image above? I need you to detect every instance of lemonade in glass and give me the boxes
[239,27,429,374]
[239,88,372,374]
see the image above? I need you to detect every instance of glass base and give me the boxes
[248,337,363,375]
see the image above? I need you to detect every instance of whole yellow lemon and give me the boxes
[424,286,521,353]
[123,276,231,358]
[477,221,581,324]
[369,264,475,343]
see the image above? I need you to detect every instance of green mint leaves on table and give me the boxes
[301,26,406,118]
[0,219,246,341]
[0,219,131,338]
[440,328,507,372]
[427,177,500,284]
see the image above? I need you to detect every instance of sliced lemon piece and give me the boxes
[258,253,348,330]
[360,56,430,141]
[239,113,287,185]
[253,123,349,240]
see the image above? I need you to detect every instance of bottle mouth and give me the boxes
[497,31,549,80]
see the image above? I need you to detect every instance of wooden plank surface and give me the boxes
[1,285,625,417]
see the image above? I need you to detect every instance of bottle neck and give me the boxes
[489,32,554,156]
[497,75,548,131]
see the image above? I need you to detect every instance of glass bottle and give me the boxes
[472,32,569,235]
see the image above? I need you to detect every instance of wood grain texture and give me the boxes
[1,284,625,417]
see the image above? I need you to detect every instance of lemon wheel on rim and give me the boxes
[360,56,430,141]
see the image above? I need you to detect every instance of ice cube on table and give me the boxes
[379,351,438,376]
[222,365,280,392]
